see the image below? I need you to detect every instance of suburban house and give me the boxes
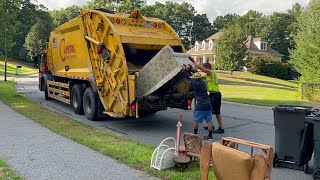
[187,32,284,65]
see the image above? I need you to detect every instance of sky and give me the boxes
[33,0,310,21]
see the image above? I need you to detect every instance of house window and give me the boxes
[261,42,267,51]
[209,42,213,50]
[202,43,205,50]
[195,44,198,51]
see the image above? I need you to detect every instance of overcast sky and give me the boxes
[33,0,310,21]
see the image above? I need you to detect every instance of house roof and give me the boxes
[206,32,223,40]
[247,36,283,57]
[253,37,266,42]
[187,32,283,57]
[186,42,214,55]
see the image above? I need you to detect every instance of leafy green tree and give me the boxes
[24,15,52,58]
[287,3,303,56]
[237,10,270,38]
[191,14,214,45]
[86,0,145,13]
[141,2,213,49]
[9,0,48,59]
[291,0,320,84]
[266,12,295,60]
[215,24,248,73]
[0,0,20,57]
[50,5,80,28]
[213,13,239,31]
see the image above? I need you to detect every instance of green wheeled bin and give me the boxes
[305,112,320,180]
[273,105,314,172]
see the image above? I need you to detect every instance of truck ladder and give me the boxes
[47,80,70,104]
[81,10,129,117]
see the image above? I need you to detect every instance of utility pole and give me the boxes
[4,28,7,82]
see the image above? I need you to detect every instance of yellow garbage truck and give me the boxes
[37,8,195,120]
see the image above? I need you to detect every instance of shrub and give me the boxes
[247,54,297,80]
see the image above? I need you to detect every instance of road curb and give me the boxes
[222,101,273,110]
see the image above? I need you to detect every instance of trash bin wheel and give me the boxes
[313,169,320,180]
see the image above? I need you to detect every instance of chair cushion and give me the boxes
[212,143,253,180]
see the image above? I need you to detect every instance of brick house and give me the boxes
[187,32,283,65]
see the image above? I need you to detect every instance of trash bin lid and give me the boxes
[273,105,313,113]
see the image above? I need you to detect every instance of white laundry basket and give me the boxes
[150,137,178,170]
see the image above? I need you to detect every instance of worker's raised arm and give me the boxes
[189,57,212,75]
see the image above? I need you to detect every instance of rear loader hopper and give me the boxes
[37,8,196,120]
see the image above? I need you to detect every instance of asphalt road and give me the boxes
[15,76,313,180]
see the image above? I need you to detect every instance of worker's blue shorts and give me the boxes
[194,110,212,123]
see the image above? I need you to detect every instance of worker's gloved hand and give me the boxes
[189,57,195,63]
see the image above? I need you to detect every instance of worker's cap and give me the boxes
[192,72,201,79]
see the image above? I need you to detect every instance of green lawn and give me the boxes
[214,71,318,107]
[0,59,36,78]
[0,81,214,180]
[0,159,22,180]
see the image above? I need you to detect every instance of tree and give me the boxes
[213,13,239,31]
[191,14,214,45]
[0,0,20,57]
[287,3,303,57]
[24,17,52,58]
[291,0,320,84]
[86,0,146,13]
[215,24,248,73]
[141,2,213,49]
[11,0,43,59]
[237,10,270,38]
[266,12,295,60]
[50,5,81,28]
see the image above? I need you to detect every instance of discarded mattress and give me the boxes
[136,46,196,97]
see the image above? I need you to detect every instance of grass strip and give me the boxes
[0,81,214,180]
[0,159,22,180]
[0,60,36,77]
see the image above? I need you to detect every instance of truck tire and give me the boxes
[44,81,52,100]
[71,84,85,115]
[83,87,98,120]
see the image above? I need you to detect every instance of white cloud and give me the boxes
[32,0,87,10]
[147,0,310,21]
[34,0,310,21]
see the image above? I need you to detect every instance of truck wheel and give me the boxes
[71,84,85,115]
[44,81,52,100]
[83,87,98,120]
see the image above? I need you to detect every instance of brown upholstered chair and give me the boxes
[200,137,275,180]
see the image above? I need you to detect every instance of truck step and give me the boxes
[48,81,69,88]
[48,94,71,104]
[48,87,70,96]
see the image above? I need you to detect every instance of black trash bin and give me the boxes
[305,112,320,179]
[273,105,314,171]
